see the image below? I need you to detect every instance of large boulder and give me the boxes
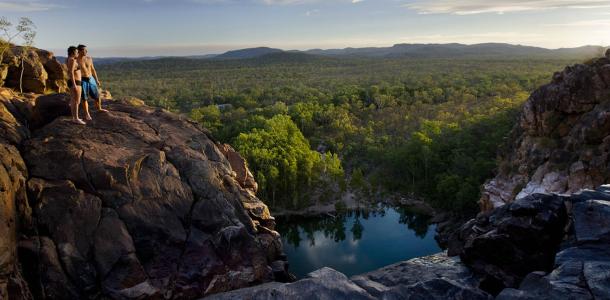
[480,55,610,210]
[448,194,568,294]
[2,46,67,94]
[5,47,48,94]
[496,186,610,299]
[19,99,284,298]
[36,48,67,93]
[0,89,287,299]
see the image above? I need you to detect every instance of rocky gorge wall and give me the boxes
[0,86,289,299]
[480,52,610,210]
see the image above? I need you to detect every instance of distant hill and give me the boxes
[60,43,606,66]
[305,43,606,59]
[215,47,283,59]
[252,51,330,64]
[55,54,218,66]
[55,56,169,66]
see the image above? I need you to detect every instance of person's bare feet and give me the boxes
[73,118,86,125]
[98,108,109,113]
[84,115,93,121]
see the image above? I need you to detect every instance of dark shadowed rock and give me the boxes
[18,237,80,300]
[495,187,610,299]
[209,253,492,300]
[572,199,610,242]
[448,194,568,293]
[29,93,70,129]
[206,267,376,300]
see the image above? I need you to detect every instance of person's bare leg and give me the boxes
[95,97,108,112]
[82,98,93,121]
[72,87,86,125]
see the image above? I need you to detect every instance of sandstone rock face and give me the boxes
[481,56,610,210]
[0,88,286,299]
[1,46,67,94]
[0,89,32,299]
[207,253,492,300]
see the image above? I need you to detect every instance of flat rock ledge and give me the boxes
[206,253,492,300]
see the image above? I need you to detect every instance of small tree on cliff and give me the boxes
[18,28,36,93]
[0,17,36,66]
[1,17,36,93]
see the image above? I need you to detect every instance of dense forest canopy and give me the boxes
[98,54,581,213]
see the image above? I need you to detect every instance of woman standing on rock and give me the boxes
[66,46,86,125]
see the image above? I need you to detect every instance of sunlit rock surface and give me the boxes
[0,88,287,299]
[481,56,610,210]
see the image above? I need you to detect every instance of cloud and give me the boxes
[305,9,320,16]
[405,0,610,15]
[0,1,57,12]
[546,19,610,27]
[188,0,359,5]
[397,32,545,45]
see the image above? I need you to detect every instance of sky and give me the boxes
[1,0,610,57]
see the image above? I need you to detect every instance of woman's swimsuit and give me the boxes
[67,79,82,88]
[67,59,82,88]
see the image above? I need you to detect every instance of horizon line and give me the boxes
[45,41,608,59]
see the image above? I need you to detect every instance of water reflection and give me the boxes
[278,207,432,248]
[276,206,441,278]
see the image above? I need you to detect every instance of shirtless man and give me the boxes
[77,44,108,118]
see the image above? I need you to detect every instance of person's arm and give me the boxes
[90,57,101,86]
[68,59,77,87]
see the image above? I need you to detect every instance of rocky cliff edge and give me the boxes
[0,87,288,299]
[481,53,610,210]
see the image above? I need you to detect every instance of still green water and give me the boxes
[276,207,441,278]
